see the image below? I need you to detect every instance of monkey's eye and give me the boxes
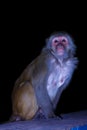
[62,39,66,42]
[54,40,59,43]
[62,38,68,45]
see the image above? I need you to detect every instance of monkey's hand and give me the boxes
[33,107,56,120]
[47,111,57,118]
[48,112,63,120]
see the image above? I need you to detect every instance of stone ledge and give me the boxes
[0,110,87,130]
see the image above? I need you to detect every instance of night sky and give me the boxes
[0,4,87,123]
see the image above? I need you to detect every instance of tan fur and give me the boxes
[11,55,47,121]
[12,82,38,120]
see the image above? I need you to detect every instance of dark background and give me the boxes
[0,2,87,123]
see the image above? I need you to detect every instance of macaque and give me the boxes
[10,31,78,121]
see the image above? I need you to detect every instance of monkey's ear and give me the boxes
[45,38,50,48]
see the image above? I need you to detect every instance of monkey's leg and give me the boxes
[11,82,38,121]
[53,87,64,120]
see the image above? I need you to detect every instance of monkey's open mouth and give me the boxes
[57,44,64,50]
[57,46,64,50]
[58,48,64,51]
[57,48,64,55]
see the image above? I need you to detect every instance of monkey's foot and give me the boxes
[9,115,24,122]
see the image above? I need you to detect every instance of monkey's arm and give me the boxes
[53,57,78,110]
[53,76,72,110]
[35,80,56,118]
[32,54,56,118]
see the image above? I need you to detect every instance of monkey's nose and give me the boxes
[58,43,62,46]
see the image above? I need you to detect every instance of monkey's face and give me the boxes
[52,36,68,56]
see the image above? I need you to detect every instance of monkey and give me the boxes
[10,31,78,121]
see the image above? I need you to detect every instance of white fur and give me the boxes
[47,60,73,101]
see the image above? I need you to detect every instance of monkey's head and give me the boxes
[46,32,76,59]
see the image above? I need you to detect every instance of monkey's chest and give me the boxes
[47,67,69,101]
